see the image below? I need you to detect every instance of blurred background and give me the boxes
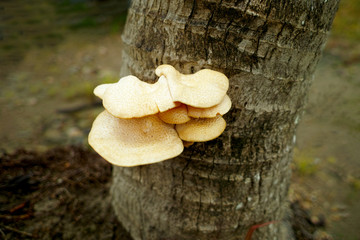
[0,0,359,239]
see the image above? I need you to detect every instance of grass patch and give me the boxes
[99,74,118,84]
[54,0,88,14]
[69,17,98,30]
[110,13,128,34]
[2,44,15,50]
[293,148,319,176]
[62,81,95,101]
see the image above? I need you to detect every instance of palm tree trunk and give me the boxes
[111,0,340,239]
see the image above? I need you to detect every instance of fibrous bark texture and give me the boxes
[111,0,339,239]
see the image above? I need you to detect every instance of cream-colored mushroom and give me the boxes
[101,75,177,119]
[154,75,178,112]
[155,65,229,108]
[88,110,184,167]
[158,104,190,124]
[187,95,232,118]
[93,83,115,99]
[88,65,232,167]
[175,115,226,142]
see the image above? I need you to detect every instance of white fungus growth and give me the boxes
[255,172,260,182]
[88,65,232,167]
[236,203,244,210]
[286,145,291,153]
[294,115,300,125]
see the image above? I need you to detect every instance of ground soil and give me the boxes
[0,146,132,240]
[0,0,359,239]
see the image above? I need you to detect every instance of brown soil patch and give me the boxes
[0,146,132,240]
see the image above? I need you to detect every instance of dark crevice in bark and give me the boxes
[258,166,264,204]
[204,0,223,61]
[196,190,202,232]
[137,195,146,240]
[207,155,216,183]
[161,39,166,64]
[165,0,171,17]
[218,181,224,233]
[244,0,251,12]
[138,166,142,183]
[184,0,196,31]
[204,12,214,60]
[223,18,234,68]
[276,22,287,43]
[181,160,191,186]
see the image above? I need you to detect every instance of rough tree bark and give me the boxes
[110,0,339,239]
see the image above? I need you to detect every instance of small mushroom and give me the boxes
[101,75,177,119]
[155,65,229,108]
[182,141,194,148]
[88,110,184,167]
[175,115,226,142]
[158,104,191,124]
[187,95,232,118]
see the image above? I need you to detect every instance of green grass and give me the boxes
[62,81,95,101]
[293,148,319,176]
[110,13,128,34]
[99,74,119,84]
[54,0,88,14]
[69,17,98,30]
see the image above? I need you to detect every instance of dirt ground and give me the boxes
[0,146,133,240]
[0,0,359,239]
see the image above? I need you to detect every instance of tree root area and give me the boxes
[0,146,328,240]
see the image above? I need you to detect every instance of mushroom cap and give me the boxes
[102,75,159,118]
[175,115,226,142]
[88,111,184,167]
[187,95,232,118]
[155,65,229,108]
[93,83,115,99]
[153,75,178,112]
[158,104,191,124]
[98,75,177,119]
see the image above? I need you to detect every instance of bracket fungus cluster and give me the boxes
[88,65,231,167]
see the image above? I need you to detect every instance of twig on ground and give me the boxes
[0,227,7,240]
[0,224,34,238]
[9,202,27,213]
[0,214,32,220]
